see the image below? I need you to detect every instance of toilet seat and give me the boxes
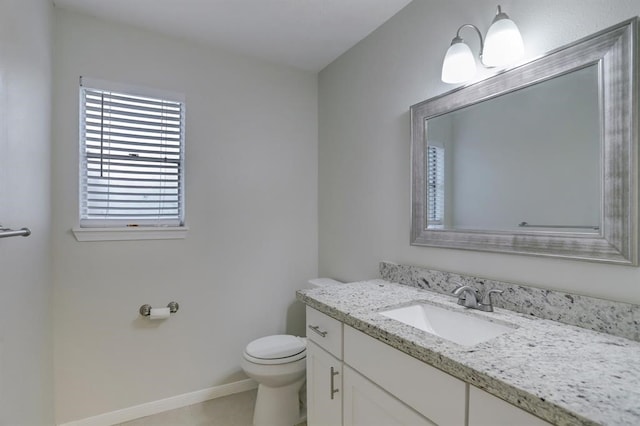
[244,335,307,365]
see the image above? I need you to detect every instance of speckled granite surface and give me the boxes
[297,280,640,426]
[380,261,640,342]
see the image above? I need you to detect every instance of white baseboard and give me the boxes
[58,379,258,426]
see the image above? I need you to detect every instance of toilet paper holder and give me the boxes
[139,302,179,317]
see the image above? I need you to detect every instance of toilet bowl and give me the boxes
[241,335,307,426]
[241,278,344,426]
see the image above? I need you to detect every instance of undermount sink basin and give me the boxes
[380,302,517,346]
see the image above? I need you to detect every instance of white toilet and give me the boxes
[241,335,307,426]
[241,278,343,426]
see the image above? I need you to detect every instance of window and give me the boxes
[427,145,444,225]
[78,77,185,233]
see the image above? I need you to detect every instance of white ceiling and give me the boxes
[52,0,413,71]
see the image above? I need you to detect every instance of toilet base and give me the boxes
[253,376,305,426]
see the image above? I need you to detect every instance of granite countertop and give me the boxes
[296,280,640,426]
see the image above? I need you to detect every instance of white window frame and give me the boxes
[72,77,188,241]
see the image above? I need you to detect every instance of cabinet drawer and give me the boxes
[344,326,466,426]
[306,306,343,358]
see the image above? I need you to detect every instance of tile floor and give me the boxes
[116,389,307,426]
[116,390,256,426]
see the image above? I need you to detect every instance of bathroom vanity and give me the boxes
[298,17,640,426]
[298,280,640,426]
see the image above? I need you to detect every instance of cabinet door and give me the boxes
[344,326,465,425]
[307,340,342,426]
[469,386,552,426]
[343,366,435,426]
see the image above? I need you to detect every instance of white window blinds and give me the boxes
[79,78,185,227]
[427,145,444,224]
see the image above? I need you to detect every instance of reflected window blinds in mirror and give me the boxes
[411,18,638,265]
[427,145,445,227]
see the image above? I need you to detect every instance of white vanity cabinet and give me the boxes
[306,307,551,426]
[306,307,344,425]
[343,325,552,426]
[468,385,552,426]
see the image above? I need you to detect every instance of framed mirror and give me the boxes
[410,18,638,265]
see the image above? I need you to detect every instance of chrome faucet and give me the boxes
[452,284,479,308]
[452,283,503,312]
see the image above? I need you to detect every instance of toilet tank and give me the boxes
[307,278,344,288]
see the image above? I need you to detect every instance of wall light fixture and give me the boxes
[441,5,524,84]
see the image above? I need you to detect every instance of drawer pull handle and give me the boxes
[330,367,340,400]
[308,324,328,337]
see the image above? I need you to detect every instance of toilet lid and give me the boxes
[245,335,306,360]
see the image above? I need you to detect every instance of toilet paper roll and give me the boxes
[149,307,171,320]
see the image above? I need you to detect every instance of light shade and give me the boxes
[441,39,476,84]
[482,12,524,67]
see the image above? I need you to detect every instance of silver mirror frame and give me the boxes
[411,18,638,265]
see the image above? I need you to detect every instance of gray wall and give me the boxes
[318,0,640,304]
[448,65,600,230]
[52,9,318,423]
[0,0,54,423]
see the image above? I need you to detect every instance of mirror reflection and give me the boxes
[425,65,600,233]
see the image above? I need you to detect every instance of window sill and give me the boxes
[72,226,189,242]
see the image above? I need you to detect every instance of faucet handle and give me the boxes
[452,282,477,294]
[480,289,503,311]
